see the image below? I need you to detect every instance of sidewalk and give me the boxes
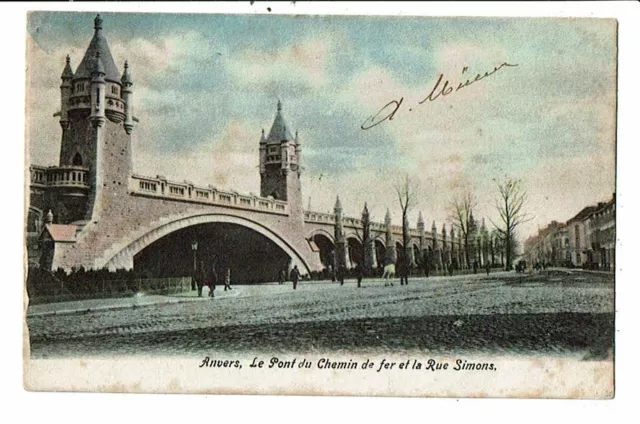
[26,286,234,317]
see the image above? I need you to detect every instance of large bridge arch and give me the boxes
[100,213,312,274]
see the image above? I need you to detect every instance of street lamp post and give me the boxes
[191,240,198,291]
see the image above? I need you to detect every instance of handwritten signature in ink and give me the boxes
[360,62,519,130]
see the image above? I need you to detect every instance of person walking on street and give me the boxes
[196,260,206,297]
[224,268,233,291]
[278,269,286,285]
[485,263,491,276]
[208,263,218,298]
[398,256,408,286]
[338,264,346,286]
[290,265,301,290]
[355,263,363,288]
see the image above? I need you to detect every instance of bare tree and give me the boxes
[394,175,419,265]
[449,192,478,269]
[490,178,533,270]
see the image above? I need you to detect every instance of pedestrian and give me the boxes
[290,265,301,290]
[485,263,491,275]
[208,263,218,298]
[398,256,408,286]
[338,264,346,286]
[196,260,206,297]
[278,268,286,285]
[224,268,233,291]
[355,263,363,288]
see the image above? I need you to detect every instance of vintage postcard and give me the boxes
[23,9,616,399]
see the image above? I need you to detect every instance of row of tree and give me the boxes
[394,175,532,270]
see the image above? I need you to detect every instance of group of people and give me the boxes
[194,261,233,298]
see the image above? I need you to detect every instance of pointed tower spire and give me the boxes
[45,210,54,224]
[385,208,392,225]
[94,14,103,32]
[266,99,294,143]
[334,195,342,212]
[121,60,135,134]
[362,202,369,216]
[59,55,73,129]
[418,211,424,225]
[61,55,74,79]
[73,13,120,82]
[121,60,132,83]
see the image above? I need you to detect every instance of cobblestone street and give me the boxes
[27,270,614,360]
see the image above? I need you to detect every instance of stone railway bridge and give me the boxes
[27,15,468,281]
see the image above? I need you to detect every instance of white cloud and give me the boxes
[226,37,333,91]
[134,119,261,195]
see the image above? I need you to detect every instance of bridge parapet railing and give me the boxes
[304,210,427,238]
[304,211,336,224]
[29,165,90,189]
[130,175,288,215]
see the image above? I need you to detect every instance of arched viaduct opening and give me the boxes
[133,221,295,284]
[311,233,335,270]
[347,237,363,268]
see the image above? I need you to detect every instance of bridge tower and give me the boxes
[259,100,304,222]
[52,14,134,224]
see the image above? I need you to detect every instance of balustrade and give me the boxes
[129,174,288,215]
[29,165,89,189]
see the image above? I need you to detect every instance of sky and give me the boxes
[25,11,616,241]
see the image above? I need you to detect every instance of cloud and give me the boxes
[134,119,261,195]
[226,37,333,93]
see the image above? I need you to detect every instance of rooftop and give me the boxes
[73,14,121,83]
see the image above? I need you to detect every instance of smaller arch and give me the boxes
[374,239,386,273]
[307,228,335,244]
[345,233,363,243]
[347,237,363,268]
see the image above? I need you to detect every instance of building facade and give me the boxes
[524,194,615,270]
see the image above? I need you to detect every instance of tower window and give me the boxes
[72,153,83,166]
